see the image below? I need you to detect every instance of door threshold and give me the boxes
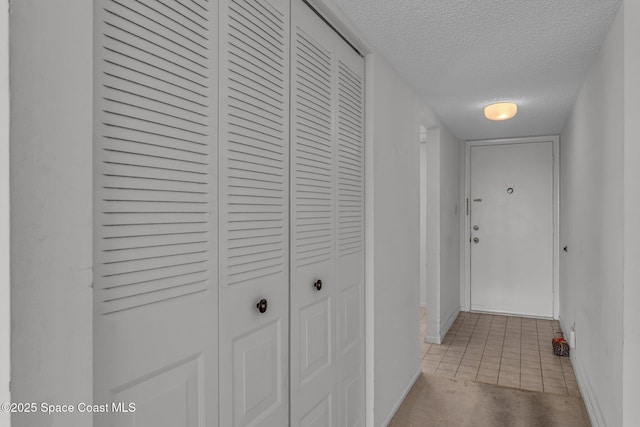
[468,309,554,321]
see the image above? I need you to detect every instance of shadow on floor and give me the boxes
[389,373,591,427]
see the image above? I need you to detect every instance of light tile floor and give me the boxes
[420,308,580,396]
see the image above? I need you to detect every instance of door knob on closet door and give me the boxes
[313,279,322,291]
[473,237,480,244]
[256,298,268,313]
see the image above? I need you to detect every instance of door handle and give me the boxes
[473,237,480,244]
[256,298,268,313]
[313,279,322,291]
[473,225,479,231]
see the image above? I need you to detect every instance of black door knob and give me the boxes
[313,279,322,291]
[256,298,268,313]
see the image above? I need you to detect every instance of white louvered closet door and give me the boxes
[290,1,365,426]
[290,1,337,426]
[333,30,365,427]
[218,0,290,426]
[93,1,218,426]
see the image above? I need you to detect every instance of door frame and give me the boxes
[462,135,560,319]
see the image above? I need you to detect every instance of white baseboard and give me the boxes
[439,308,459,339]
[425,334,441,344]
[380,369,421,427]
[425,308,459,344]
[572,354,605,426]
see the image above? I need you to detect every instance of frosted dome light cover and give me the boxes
[484,102,518,121]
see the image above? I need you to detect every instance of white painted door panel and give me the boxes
[290,2,337,425]
[470,142,553,317]
[291,2,365,426]
[93,0,219,425]
[218,0,290,426]
[334,47,365,427]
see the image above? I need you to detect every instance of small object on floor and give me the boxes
[552,337,570,357]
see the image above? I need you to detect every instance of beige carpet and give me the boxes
[389,373,591,427]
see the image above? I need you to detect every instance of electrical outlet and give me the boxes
[569,329,576,349]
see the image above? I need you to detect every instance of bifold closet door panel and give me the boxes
[290,1,338,426]
[93,1,219,426]
[334,45,365,427]
[290,1,366,426]
[218,0,291,426]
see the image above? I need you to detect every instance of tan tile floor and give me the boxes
[420,308,580,396]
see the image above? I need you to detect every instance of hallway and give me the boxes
[389,373,590,427]
[393,309,591,425]
[420,309,579,395]
[4,1,640,426]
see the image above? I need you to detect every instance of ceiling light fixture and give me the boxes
[484,102,518,121]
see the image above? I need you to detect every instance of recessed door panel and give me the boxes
[301,395,333,427]
[342,373,363,427]
[233,321,282,425]
[340,284,360,354]
[112,356,201,427]
[300,298,332,384]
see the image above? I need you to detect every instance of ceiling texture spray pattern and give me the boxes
[333,0,622,140]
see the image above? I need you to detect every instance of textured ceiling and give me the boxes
[333,0,622,141]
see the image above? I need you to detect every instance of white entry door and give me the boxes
[470,141,554,317]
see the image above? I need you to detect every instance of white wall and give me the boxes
[622,1,640,424]
[365,53,441,426]
[419,134,427,306]
[438,126,461,337]
[425,126,461,343]
[10,1,93,426]
[559,4,624,425]
[425,127,441,342]
[561,4,640,424]
[1,0,10,425]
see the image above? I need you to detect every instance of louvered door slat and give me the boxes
[94,0,218,425]
[108,0,209,48]
[229,1,283,44]
[104,6,209,64]
[104,84,208,126]
[223,0,288,282]
[102,67,209,111]
[103,54,208,103]
[103,26,208,81]
[337,62,364,257]
[98,0,214,295]
[102,238,207,261]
